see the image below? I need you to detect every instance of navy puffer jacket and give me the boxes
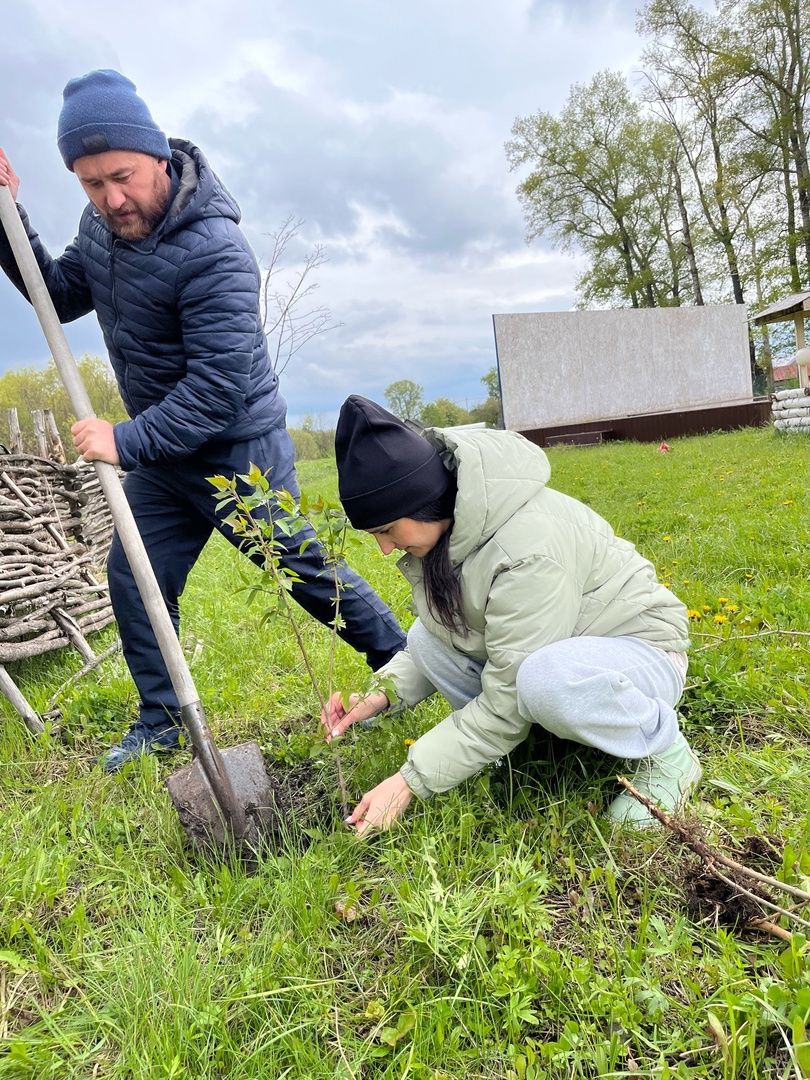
[0,139,285,470]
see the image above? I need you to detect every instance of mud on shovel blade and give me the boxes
[0,184,274,849]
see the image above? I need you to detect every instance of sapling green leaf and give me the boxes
[210,463,362,817]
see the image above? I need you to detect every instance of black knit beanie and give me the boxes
[335,396,453,529]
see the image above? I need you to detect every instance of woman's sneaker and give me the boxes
[607,732,702,828]
[100,721,183,774]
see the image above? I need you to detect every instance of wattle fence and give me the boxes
[0,406,117,734]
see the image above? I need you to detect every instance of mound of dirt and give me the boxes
[683,864,766,928]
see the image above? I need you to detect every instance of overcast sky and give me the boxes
[1,0,651,425]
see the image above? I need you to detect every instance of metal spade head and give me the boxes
[166,740,277,852]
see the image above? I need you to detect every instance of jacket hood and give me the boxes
[427,428,552,563]
[161,138,241,235]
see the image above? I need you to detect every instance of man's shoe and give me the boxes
[607,732,702,828]
[100,722,183,774]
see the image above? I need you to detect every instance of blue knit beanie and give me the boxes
[57,69,171,171]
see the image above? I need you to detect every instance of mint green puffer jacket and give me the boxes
[380,427,690,799]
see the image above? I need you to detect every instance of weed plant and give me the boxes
[1,426,809,1078]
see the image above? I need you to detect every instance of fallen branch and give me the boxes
[616,777,810,921]
[693,628,810,652]
[747,918,793,943]
[45,640,121,712]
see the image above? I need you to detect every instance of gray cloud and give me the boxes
[1,0,636,421]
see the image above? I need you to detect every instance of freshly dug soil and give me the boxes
[167,744,334,858]
[683,863,767,928]
[257,757,334,852]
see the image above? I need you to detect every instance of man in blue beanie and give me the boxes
[0,70,405,771]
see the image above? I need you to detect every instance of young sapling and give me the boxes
[208,465,395,819]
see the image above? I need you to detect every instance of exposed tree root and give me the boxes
[617,775,810,939]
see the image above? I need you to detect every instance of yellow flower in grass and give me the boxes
[404,738,416,747]
[725,604,739,614]
[713,613,728,624]
[662,534,672,542]
[718,597,730,605]
[687,609,702,620]
[702,605,711,613]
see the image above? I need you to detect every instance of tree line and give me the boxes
[383,370,502,428]
[506,0,810,384]
[288,371,501,460]
[0,358,502,464]
[0,356,126,453]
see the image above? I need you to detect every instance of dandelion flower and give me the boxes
[718,597,729,605]
[404,738,416,747]
[662,534,672,542]
[725,604,739,613]
[687,609,701,620]
[713,613,728,624]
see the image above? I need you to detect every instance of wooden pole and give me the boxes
[0,664,45,735]
[6,408,23,454]
[44,409,66,464]
[793,312,810,389]
[31,409,47,457]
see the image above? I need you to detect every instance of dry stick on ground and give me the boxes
[44,640,121,714]
[693,628,810,652]
[748,918,793,943]
[616,776,810,936]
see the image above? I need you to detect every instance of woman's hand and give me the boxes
[320,690,389,743]
[345,772,414,836]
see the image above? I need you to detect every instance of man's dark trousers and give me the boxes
[106,425,406,731]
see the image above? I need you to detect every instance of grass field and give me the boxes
[1,425,809,1079]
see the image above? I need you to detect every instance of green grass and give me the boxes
[1,425,809,1079]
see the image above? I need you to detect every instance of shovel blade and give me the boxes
[166,740,275,851]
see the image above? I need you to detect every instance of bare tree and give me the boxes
[260,216,341,376]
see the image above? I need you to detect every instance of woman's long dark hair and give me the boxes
[410,477,466,634]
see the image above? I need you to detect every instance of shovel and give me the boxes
[0,183,275,852]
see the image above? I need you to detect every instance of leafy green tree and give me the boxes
[507,71,685,308]
[719,0,810,288]
[384,379,424,421]
[0,354,126,453]
[468,368,502,428]
[420,398,471,428]
[639,0,771,308]
[469,400,501,427]
[480,367,500,402]
[288,427,321,461]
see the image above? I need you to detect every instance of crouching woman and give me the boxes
[322,396,702,835]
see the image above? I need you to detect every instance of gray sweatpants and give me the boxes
[407,619,685,761]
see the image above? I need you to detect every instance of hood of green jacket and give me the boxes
[428,427,552,563]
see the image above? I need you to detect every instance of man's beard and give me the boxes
[104,174,171,240]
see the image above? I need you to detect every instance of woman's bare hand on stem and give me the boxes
[320,690,388,742]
